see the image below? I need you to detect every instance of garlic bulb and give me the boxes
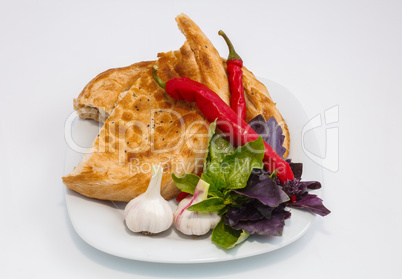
[124,164,173,234]
[173,179,220,236]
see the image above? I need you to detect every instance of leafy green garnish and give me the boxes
[270,169,278,180]
[171,173,200,195]
[171,114,328,249]
[187,197,226,212]
[208,133,235,163]
[202,136,265,192]
[172,133,265,249]
[211,219,250,249]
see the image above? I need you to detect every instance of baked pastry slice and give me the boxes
[175,13,230,105]
[74,61,154,123]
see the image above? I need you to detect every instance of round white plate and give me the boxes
[64,78,322,263]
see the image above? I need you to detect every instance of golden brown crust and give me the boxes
[74,61,154,123]
[175,14,230,105]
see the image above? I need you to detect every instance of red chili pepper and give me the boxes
[290,195,296,203]
[219,30,246,121]
[152,66,294,183]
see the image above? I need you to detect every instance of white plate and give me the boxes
[64,78,322,263]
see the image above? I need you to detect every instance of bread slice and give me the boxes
[175,14,230,105]
[63,15,231,202]
[74,61,154,123]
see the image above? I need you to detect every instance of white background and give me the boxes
[1,0,401,278]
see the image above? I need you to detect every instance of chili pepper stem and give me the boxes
[152,65,166,89]
[218,30,242,61]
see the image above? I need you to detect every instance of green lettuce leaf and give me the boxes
[208,133,235,163]
[187,197,226,212]
[211,219,250,249]
[171,173,200,195]
[203,137,265,192]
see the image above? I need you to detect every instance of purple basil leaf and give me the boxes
[248,114,269,142]
[289,162,303,180]
[266,117,286,158]
[283,210,292,220]
[274,202,288,213]
[289,194,331,216]
[248,115,286,158]
[301,181,322,190]
[250,167,270,177]
[229,211,290,236]
[255,203,275,219]
[234,173,289,207]
[226,203,264,226]
[282,178,308,197]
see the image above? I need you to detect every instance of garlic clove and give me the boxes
[124,164,173,235]
[173,179,220,236]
